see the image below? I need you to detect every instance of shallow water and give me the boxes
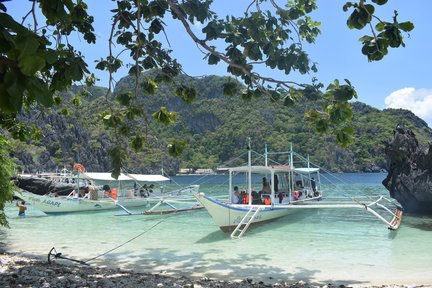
[2,173,432,286]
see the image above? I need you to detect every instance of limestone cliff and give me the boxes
[383,125,432,214]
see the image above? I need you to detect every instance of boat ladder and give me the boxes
[231,206,263,239]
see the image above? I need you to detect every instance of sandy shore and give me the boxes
[0,249,427,288]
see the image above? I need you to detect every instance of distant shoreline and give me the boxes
[0,249,426,288]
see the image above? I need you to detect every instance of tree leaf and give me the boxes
[167,139,186,157]
[371,0,388,5]
[152,107,176,126]
[18,55,46,76]
[398,21,414,32]
[207,53,220,65]
[141,79,158,95]
[25,77,53,107]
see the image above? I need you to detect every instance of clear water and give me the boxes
[2,173,432,286]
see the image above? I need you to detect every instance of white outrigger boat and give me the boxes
[194,140,403,238]
[17,171,199,214]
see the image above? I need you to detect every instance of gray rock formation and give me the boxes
[383,124,432,214]
[13,176,76,196]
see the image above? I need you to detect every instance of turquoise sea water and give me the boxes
[2,173,432,286]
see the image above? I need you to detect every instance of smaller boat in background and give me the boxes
[16,168,199,214]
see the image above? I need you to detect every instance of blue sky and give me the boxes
[6,1,432,126]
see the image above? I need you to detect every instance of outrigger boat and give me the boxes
[194,140,403,238]
[17,170,200,214]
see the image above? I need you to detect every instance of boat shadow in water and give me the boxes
[194,230,228,244]
[196,209,320,243]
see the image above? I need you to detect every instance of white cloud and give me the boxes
[384,87,432,125]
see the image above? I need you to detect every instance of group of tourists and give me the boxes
[231,176,283,205]
[231,175,318,205]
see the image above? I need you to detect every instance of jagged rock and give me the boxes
[382,124,432,214]
[13,176,75,196]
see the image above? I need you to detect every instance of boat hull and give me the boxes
[18,191,156,214]
[194,193,300,232]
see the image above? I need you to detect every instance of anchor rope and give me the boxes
[83,215,173,263]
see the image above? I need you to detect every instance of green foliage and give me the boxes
[343,1,414,61]
[109,145,126,179]
[168,139,187,157]
[153,107,177,125]
[0,3,94,115]
[0,135,16,227]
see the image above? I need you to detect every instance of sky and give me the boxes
[5,1,432,126]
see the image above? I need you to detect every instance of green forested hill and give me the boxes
[8,74,432,175]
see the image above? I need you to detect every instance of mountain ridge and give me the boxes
[8,74,432,175]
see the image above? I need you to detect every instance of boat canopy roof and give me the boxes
[127,173,170,182]
[293,167,320,174]
[80,172,169,182]
[229,165,319,174]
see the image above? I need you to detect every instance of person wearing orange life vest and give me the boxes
[263,196,271,205]
[242,191,249,204]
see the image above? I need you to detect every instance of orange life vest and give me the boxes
[263,197,271,205]
[242,193,249,204]
[111,189,118,199]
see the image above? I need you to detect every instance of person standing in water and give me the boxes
[16,201,27,216]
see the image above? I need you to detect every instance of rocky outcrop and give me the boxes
[382,124,432,214]
[13,176,75,196]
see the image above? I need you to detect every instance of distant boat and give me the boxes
[194,139,403,238]
[17,171,199,214]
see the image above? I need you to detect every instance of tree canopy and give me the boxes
[0,0,413,225]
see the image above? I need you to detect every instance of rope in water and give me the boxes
[48,215,173,265]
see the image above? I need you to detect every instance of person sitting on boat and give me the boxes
[231,186,240,204]
[251,190,260,204]
[293,190,301,200]
[103,184,111,198]
[241,190,249,204]
[87,181,98,200]
[140,184,149,197]
[16,201,27,216]
[79,186,89,198]
[148,184,154,193]
[262,195,271,205]
[278,191,284,203]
